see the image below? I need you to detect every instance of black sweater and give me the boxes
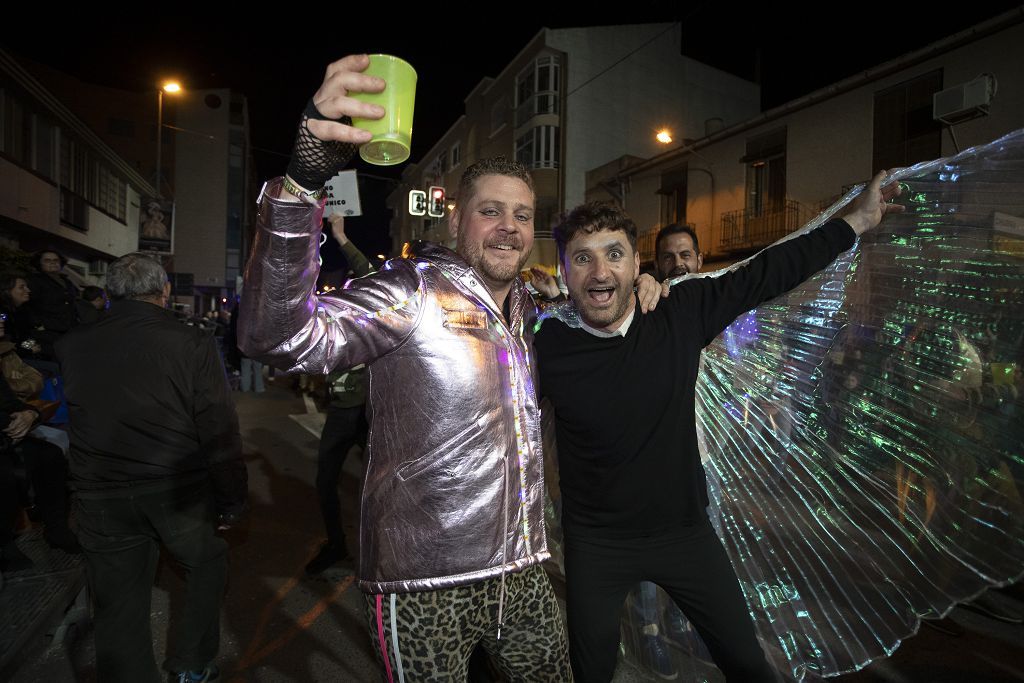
[535,219,856,538]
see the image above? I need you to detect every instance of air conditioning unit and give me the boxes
[88,260,108,276]
[933,76,994,126]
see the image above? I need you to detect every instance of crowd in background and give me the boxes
[0,247,237,581]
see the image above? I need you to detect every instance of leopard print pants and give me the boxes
[364,564,572,682]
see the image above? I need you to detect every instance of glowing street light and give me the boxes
[656,130,673,144]
[156,80,184,198]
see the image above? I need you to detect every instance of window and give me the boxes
[491,96,510,134]
[515,55,560,126]
[535,197,558,237]
[230,96,245,126]
[1,89,29,164]
[658,167,687,226]
[0,89,125,223]
[95,165,125,222]
[742,128,787,216]
[33,115,55,179]
[516,133,533,169]
[451,142,461,168]
[73,146,88,197]
[515,125,559,170]
[60,135,72,188]
[873,70,942,171]
[535,57,559,115]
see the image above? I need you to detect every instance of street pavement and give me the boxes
[7,377,1024,682]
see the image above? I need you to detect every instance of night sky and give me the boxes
[3,3,1021,266]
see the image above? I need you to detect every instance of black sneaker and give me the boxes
[641,634,678,680]
[305,541,348,575]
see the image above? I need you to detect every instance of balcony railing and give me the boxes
[514,95,559,128]
[719,200,801,252]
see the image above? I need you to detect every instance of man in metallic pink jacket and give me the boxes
[238,55,571,681]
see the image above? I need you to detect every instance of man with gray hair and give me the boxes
[55,253,246,683]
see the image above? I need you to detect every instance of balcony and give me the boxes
[514,94,559,128]
[719,200,801,253]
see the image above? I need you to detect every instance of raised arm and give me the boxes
[238,55,419,374]
[238,180,422,374]
[278,54,385,204]
[329,214,376,278]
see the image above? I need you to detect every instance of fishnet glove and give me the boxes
[285,99,358,191]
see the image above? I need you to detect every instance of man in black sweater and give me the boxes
[534,172,902,682]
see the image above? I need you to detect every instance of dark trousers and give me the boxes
[75,480,227,681]
[316,404,368,545]
[1,449,16,547]
[564,519,776,683]
[2,436,69,545]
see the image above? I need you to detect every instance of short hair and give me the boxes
[106,254,168,301]
[82,286,105,302]
[457,156,533,206]
[31,249,67,271]
[655,223,701,258]
[553,202,638,262]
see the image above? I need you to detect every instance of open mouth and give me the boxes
[587,286,615,304]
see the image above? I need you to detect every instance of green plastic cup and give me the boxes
[352,54,417,166]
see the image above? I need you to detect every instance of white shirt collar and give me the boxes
[579,309,635,338]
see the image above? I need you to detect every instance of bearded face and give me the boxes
[452,175,535,294]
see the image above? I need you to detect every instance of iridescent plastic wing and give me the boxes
[656,129,1024,681]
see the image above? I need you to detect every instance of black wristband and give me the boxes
[285,99,358,191]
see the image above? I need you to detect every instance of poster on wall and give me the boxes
[138,198,175,254]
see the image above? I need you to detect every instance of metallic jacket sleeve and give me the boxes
[238,178,423,374]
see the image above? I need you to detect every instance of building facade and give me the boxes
[7,53,256,314]
[594,10,1024,270]
[0,50,152,284]
[172,88,254,309]
[387,23,760,267]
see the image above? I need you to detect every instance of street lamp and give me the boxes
[156,81,183,198]
[656,129,673,144]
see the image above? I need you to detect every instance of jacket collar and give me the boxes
[402,240,470,279]
[109,298,177,320]
[402,241,532,336]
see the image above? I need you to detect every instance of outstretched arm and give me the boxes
[840,170,905,235]
[676,171,904,344]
